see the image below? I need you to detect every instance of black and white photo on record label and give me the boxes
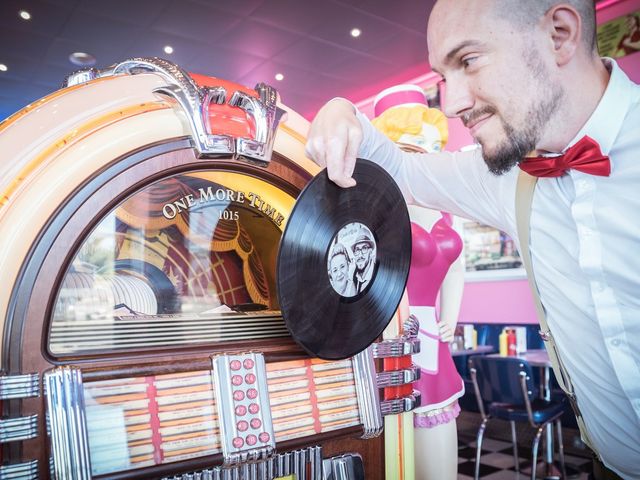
[326,222,377,298]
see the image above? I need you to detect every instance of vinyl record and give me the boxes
[277,158,411,360]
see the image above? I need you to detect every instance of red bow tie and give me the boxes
[519,136,611,178]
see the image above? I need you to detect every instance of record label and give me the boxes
[327,222,377,298]
[277,159,411,360]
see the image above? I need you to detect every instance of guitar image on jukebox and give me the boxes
[0,58,420,480]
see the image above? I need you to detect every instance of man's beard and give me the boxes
[463,52,565,175]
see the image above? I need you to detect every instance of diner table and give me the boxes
[450,344,495,357]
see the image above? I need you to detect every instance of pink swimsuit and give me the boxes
[408,213,464,428]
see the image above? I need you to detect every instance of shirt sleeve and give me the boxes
[355,109,518,238]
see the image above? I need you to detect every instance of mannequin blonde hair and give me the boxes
[372,104,449,148]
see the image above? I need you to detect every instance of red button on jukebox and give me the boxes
[230,360,242,371]
[259,432,270,443]
[245,373,256,384]
[235,405,247,416]
[246,434,257,446]
[248,403,260,414]
[250,418,261,429]
[233,437,244,448]
[247,388,258,399]
[233,390,245,401]
[243,358,254,369]
[237,420,249,432]
[231,375,243,386]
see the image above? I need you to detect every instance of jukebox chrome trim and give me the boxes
[63,57,286,163]
[380,390,422,416]
[162,445,323,480]
[0,414,38,443]
[0,459,39,480]
[229,83,286,164]
[371,338,420,358]
[351,348,383,439]
[211,352,276,465]
[44,366,92,480]
[375,365,420,388]
[113,57,236,158]
[0,373,39,399]
[63,68,99,87]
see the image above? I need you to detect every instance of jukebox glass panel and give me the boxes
[83,359,360,475]
[49,171,295,355]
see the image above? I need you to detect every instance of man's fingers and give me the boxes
[306,137,327,167]
[305,98,361,188]
[343,124,362,183]
[326,136,354,188]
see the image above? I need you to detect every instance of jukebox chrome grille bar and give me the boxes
[351,348,383,439]
[380,391,422,416]
[0,373,40,399]
[371,338,420,358]
[162,445,323,480]
[375,365,420,388]
[0,460,39,480]
[44,367,92,480]
[0,414,38,443]
[50,312,289,354]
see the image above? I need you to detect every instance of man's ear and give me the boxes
[544,4,582,66]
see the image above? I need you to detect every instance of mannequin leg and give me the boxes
[414,419,458,480]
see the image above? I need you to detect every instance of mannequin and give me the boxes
[372,85,465,480]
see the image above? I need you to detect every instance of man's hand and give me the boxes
[305,98,363,188]
[439,322,455,343]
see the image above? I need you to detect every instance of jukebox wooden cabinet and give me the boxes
[0,58,392,480]
[0,59,416,480]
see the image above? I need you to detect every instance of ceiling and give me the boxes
[0,0,438,120]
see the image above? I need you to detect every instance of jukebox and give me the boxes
[0,58,419,480]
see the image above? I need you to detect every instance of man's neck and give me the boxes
[536,56,611,153]
[355,263,372,281]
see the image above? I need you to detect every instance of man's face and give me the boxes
[329,254,349,288]
[353,243,372,271]
[427,0,565,174]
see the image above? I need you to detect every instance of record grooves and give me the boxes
[277,158,411,360]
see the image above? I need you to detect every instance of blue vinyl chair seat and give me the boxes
[469,355,568,480]
[489,397,566,424]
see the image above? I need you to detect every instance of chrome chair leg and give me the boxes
[474,417,489,480]
[555,419,567,479]
[531,424,545,480]
[510,420,520,472]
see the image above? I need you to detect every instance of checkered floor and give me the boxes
[456,412,593,479]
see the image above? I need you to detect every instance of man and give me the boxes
[305,1,640,478]
[351,234,375,294]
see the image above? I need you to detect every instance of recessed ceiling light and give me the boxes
[163,45,174,54]
[19,10,31,20]
[350,28,362,38]
[69,52,96,67]
[275,73,284,81]
[0,64,7,72]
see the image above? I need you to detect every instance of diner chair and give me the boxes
[469,356,567,480]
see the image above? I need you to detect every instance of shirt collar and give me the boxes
[567,58,635,156]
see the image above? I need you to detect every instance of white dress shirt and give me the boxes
[356,60,640,479]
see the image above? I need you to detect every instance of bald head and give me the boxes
[492,0,597,51]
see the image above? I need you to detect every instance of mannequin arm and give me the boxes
[438,250,465,342]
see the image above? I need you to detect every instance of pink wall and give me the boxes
[458,280,538,325]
